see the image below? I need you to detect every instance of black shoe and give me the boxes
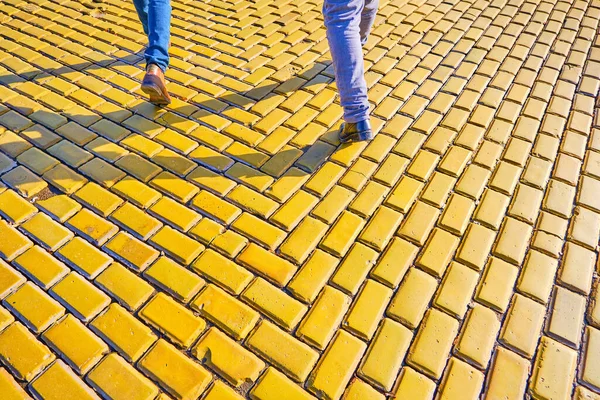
[339,120,373,143]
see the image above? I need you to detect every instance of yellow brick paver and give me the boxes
[0,0,599,397]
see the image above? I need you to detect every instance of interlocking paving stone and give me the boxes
[0,0,599,397]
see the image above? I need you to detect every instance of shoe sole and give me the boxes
[339,130,374,143]
[141,83,171,106]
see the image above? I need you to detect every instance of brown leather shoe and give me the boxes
[141,64,171,105]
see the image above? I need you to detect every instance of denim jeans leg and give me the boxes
[132,0,149,35]
[133,0,171,72]
[323,0,370,124]
[360,0,379,45]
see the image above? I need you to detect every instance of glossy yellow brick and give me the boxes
[2,165,48,198]
[0,259,25,300]
[90,303,157,363]
[296,286,351,350]
[476,257,518,313]
[358,206,402,252]
[359,318,412,391]
[190,190,241,225]
[279,216,329,264]
[416,228,459,278]
[439,194,475,235]
[0,189,37,224]
[348,181,389,218]
[438,358,484,400]
[307,330,366,400]
[139,293,205,348]
[87,353,159,400]
[192,327,265,387]
[548,287,586,347]
[20,212,73,252]
[43,164,88,195]
[73,183,123,217]
[0,366,34,399]
[30,360,100,400]
[250,367,314,400]
[56,237,112,279]
[247,320,319,382]
[0,322,55,381]
[287,250,338,304]
[192,249,253,295]
[370,237,417,288]
[242,278,307,331]
[50,272,110,322]
[518,249,559,304]
[456,223,496,271]
[398,201,440,246]
[434,262,479,319]
[331,243,379,296]
[94,263,154,311]
[66,209,118,246]
[344,280,392,340]
[42,314,108,374]
[149,171,199,203]
[531,337,577,400]
[232,212,286,251]
[500,294,546,358]
[36,195,81,223]
[5,280,65,334]
[0,219,33,262]
[486,347,529,400]
[191,284,259,340]
[205,381,243,400]
[149,226,204,266]
[408,309,459,379]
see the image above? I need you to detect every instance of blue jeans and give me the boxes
[324,0,378,124]
[132,0,171,72]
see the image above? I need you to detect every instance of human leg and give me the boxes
[323,0,370,125]
[360,0,379,45]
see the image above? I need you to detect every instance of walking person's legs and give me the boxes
[133,0,172,105]
[323,0,373,142]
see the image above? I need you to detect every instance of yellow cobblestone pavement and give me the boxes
[0,0,599,397]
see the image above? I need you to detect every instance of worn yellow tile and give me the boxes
[343,280,392,340]
[398,201,440,246]
[279,216,328,264]
[548,287,586,347]
[0,366,30,399]
[330,243,379,296]
[320,211,365,257]
[192,327,265,387]
[2,165,48,198]
[392,367,436,400]
[370,238,418,289]
[205,381,243,400]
